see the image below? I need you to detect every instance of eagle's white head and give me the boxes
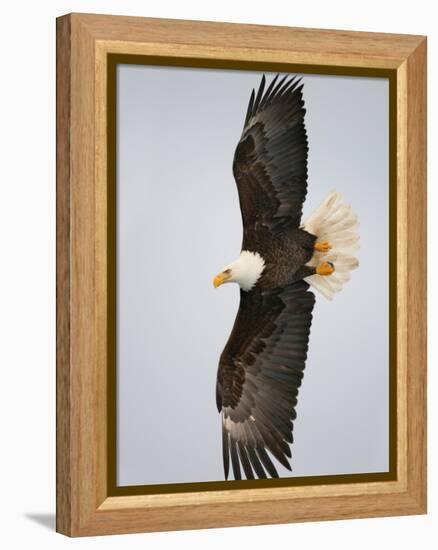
[213,250,265,292]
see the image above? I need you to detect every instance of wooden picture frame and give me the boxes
[56,13,427,536]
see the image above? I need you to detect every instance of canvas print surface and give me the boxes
[116,66,389,486]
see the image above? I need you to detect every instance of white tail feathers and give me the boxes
[302,190,359,300]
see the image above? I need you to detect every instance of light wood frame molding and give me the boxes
[56,13,427,536]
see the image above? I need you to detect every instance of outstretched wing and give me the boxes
[216,281,315,479]
[233,74,309,249]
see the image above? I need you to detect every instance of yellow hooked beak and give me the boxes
[213,271,232,288]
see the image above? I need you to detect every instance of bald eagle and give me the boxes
[213,74,359,480]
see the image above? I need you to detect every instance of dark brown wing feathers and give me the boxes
[233,74,309,246]
[216,281,315,479]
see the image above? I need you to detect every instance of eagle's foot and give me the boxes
[316,261,335,276]
[314,241,331,252]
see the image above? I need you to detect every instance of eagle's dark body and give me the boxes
[216,74,319,480]
[246,227,316,289]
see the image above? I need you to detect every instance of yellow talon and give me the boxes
[316,261,335,276]
[314,241,331,252]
